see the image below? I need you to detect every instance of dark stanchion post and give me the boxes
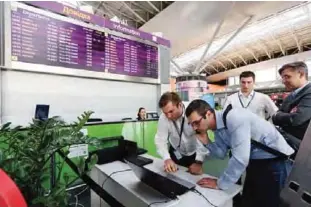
[142,121,145,149]
[50,152,56,189]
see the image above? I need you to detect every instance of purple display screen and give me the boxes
[11,8,158,79]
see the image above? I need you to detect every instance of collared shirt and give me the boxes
[292,82,310,97]
[204,108,294,190]
[224,90,278,119]
[154,110,209,162]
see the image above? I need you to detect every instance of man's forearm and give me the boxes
[272,112,292,126]
[156,145,171,160]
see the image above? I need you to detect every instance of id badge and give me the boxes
[174,150,182,160]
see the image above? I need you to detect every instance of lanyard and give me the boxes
[172,116,185,148]
[238,92,256,108]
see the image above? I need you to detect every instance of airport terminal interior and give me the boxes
[1,1,311,207]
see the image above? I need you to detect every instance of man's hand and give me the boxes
[164,159,178,173]
[188,162,203,175]
[197,177,218,189]
[196,131,209,145]
[290,106,298,113]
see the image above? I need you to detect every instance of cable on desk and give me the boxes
[101,169,132,188]
[68,185,89,207]
[100,169,132,207]
[148,198,180,207]
[192,189,217,207]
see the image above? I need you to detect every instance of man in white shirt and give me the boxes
[154,92,208,174]
[224,71,278,120]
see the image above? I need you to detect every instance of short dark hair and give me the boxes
[278,61,308,79]
[240,71,255,81]
[185,99,214,117]
[158,92,182,108]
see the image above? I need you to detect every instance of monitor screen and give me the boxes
[35,104,50,120]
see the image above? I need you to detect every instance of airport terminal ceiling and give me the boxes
[139,1,311,81]
[62,1,174,29]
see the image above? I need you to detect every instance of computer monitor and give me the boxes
[120,140,152,166]
[126,160,195,199]
[119,139,138,157]
[35,104,50,121]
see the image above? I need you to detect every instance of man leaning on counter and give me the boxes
[186,99,294,207]
[154,92,209,175]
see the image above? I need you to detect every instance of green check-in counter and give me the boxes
[55,119,160,188]
[84,119,159,157]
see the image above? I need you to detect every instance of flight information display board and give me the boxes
[11,7,158,79]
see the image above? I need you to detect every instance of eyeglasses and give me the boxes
[189,117,203,127]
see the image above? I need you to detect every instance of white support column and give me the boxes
[199,15,253,73]
[194,2,235,73]
[122,2,146,23]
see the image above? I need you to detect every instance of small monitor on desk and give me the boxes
[146,112,159,119]
[35,104,50,121]
[120,140,152,166]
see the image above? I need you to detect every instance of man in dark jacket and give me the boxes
[272,61,311,141]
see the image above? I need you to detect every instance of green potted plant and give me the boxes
[0,111,99,207]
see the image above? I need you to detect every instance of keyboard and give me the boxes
[166,173,196,189]
[126,155,153,167]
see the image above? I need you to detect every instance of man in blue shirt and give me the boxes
[185,99,294,207]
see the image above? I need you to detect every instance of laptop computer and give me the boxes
[126,160,195,199]
[120,140,153,167]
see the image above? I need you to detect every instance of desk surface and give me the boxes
[93,154,242,207]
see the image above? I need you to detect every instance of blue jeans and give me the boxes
[242,158,293,207]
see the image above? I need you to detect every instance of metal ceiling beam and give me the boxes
[194,2,235,73]
[278,13,302,53]
[93,1,103,15]
[204,69,212,75]
[204,63,219,72]
[171,60,184,74]
[101,3,116,18]
[147,1,160,12]
[122,2,147,23]
[256,39,271,58]
[131,2,155,15]
[269,32,285,55]
[245,47,258,61]
[199,15,254,73]
[236,53,247,65]
[214,59,228,70]
[291,30,302,52]
[101,2,140,23]
[221,55,237,68]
